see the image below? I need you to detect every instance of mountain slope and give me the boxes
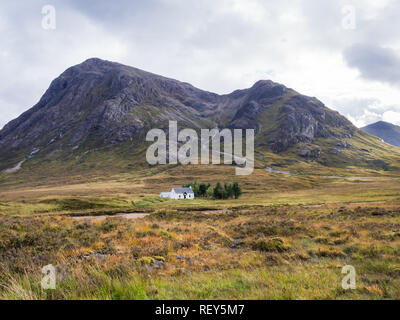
[361,121,400,147]
[0,58,399,175]
[0,58,217,152]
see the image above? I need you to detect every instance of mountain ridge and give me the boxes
[361,121,400,148]
[0,58,399,174]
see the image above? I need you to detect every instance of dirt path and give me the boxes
[72,208,233,221]
[266,167,292,175]
[73,213,149,222]
[202,209,233,215]
[2,159,25,173]
[265,166,376,181]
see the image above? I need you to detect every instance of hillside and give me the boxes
[361,121,400,148]
[1,58,400,182]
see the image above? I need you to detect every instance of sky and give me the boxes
[1,0,400,129]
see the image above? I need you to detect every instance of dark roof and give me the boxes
[172,187,194,194]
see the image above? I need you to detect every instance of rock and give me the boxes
[229,238,245,249]
[152,259,165,268]
[83,252,106,260]
[137,256,166,269]
[336,140,351,148]
[298,145,321,159]
[176,255,194,263]
[332,148,342,155]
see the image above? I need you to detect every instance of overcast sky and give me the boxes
[1,0,400,129]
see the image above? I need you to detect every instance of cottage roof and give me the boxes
[172,187,194,194]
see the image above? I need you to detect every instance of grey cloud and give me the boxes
[332,97,380,117]
[343,43,400,86]
[1,1,400,129]
[331,97,400,127]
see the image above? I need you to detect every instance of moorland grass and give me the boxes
[0,198,399,299]
[1,163,400,299]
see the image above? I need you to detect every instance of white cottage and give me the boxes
[159,187,195,200]
[170,187,195,200]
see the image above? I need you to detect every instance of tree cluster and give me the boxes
[182,182,242,200]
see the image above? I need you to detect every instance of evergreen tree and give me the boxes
[192,182,199,197]
[224,183,234,199]
[206,186,214,198]
[213,182,223,199]
[232,182,242,199]
[181,182,239,199]
[199,183,208,197]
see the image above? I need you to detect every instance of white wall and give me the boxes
[159,193,171,198]
[170,191,194,200]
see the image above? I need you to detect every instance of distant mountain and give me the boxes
[0,58,399,173]
[361,121,400,147]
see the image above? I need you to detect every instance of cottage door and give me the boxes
[183,192,187,199]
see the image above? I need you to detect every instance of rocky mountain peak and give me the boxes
[0,58,368,171]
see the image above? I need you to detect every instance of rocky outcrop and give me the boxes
[298,144,321,159]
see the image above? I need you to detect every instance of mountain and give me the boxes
[0,58,399,175]
[361,121,400,147]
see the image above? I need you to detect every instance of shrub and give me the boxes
[206,186,214,198]
[314,236,330,244]
[153,256,165,262]
[131,246,143,258]
[252,237,291,252]
[309,247,345,258]
[138,257,155,265]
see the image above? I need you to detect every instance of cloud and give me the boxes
[382,111,400,125]
[343,43,400,86]
[347,111,381,128]
[331,97,397,128]
[0,0,400,130]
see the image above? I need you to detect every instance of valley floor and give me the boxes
[0,166,400,300]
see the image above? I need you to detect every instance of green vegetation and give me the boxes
[183,181,242,200]
[1,160,400,300]
[1,202,400,299]
[252,237,291,252]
